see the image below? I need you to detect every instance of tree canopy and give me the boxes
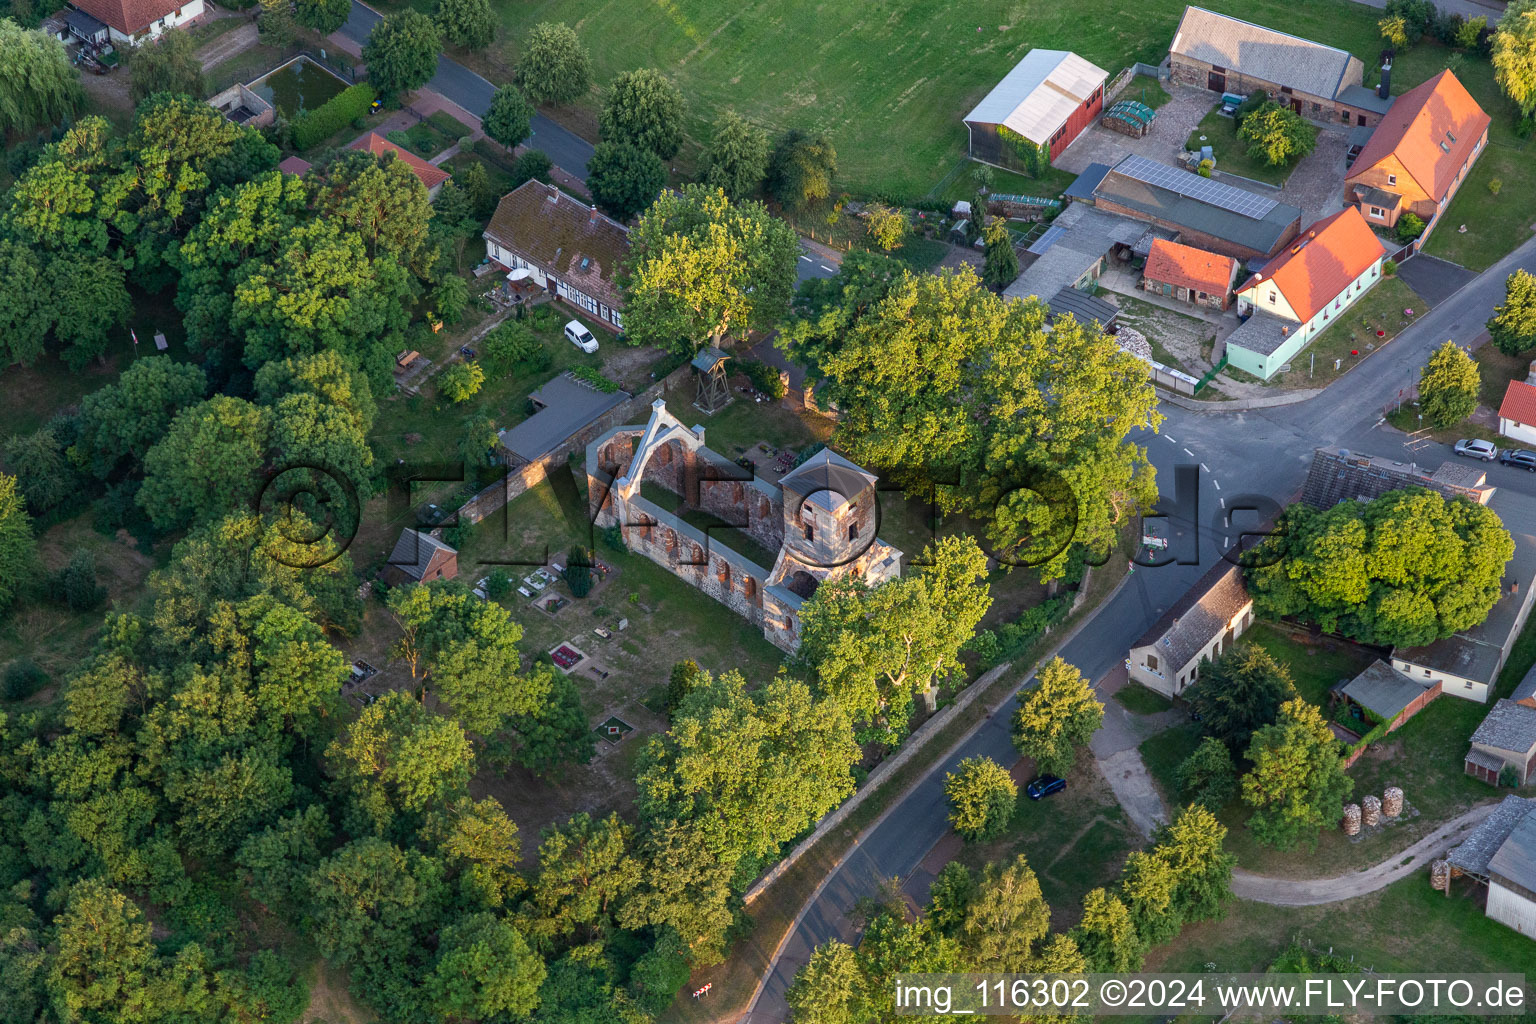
[516,22,590,105]
[1488,268,1536,356]
[792,266,1160,579]
[600,68,687,159]
[1238,102,1318,165]
[0,473,35,615]
[1187,644,1297,753]
[1247,488,1515,647]
[944,756,1017,842]
[434,0,495,51]
[0,19,83,138]
[1241,699,1354,850]
[702,110,769,201]
[766,129,837,211]
[621,184,799,353]
[362,11,443,99]
[127,29,204,104]
[294,0,351,33]
[1418,340,1480,428]
[1012,657,1104,776]
[1494,0,1536,116]
[587,141,667,222]
[484,84,534,150]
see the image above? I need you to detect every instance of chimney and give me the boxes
[1378,60,1392,101]
[589,205,599,224]
[1281,326,1289,336]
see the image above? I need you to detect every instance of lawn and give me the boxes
[1240,621,1381,708]
[1475,340,1533,412]
[1147,872,1536,975]
[1184,105,1292,187]
[1260,277,1427,391]
[1423,144,1536,271]
[1115,684,1174,715]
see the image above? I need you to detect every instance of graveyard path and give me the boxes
[1229,803,1498,906]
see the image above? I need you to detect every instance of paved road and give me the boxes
[1232,803,1497,906]
[746,233,1536,1023]
[337,0,594,178]
[796,244,841,286]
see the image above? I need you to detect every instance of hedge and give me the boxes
[292,82,377,151]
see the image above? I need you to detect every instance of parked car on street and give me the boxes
[564,320,599,354]
[1025,775,1066,800]
[1499,449,1536,472]
[1454,438,1498,461]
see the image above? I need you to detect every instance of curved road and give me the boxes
[747,233,1536,1024]
[1231,803,1498,907]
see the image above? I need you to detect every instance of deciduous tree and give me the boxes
[518,812,640,950]
[483,84,533,150]
[796,536,991,742]
[509,670,594,772]
[944,756,1017,841]
[0,19,83,138]
[1488,268,1536,356]
[0,240,50,367]
[362,10,443,100]
[0,475,35,616]
[766,129,837,211]
[621,184,799,353]
[617,819,734,965]
[294,0,351,33]
[1494,0,1536,115]
[864,204,906,251]
[327,691,475,835]
[436,360,486,403]
[310,146,435,268]
[586,140,666,222]
[1238,102,1318,165]
[1176,735,1238,809]
[786,942,863,1024]
[1012,657,1103,777]
[138,396,273,530]
[1418,339,1480,428]
[961,855,1051,971]
[1241,699,1354,850]
[47,253,132,369]
[71,355,207,478]
[127,28,204,103]
[429,913,546,1020]
[702,110,769,200]
[516,22,590,105]
[1247,488,1514,647]
[434,0,495,51]
[600,68,687,159]
[1070,888,1142,972]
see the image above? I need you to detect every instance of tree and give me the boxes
[636,671,858,864]
[0,240,50,367]
[586,141,667,221]
[1187,645,1297,753]
[1488,268,1536,356]
[1012,657,1103,777]
[982,217,1019,290]
[0,19,83,138]
[617,820,735,965]
[944,756,1017,842]
[459,414,500,470]
[437,360,486,402]
[1386,0,1437,40]
[564,544,592,598]
[362,11,443,100]
[294,0,351,33]
[516,22,590,105]
[127,28,203,104]
[518,812,640,949]
[766,129,837,211]
[457,160,497,220]
[3,428,79,515]
[48,878,157,1021]
[864,204,907,251]
[484,84,533,150]
[1247,488,1515,647]
[785,941,863,1024]
[71,355,207,478]
[48,253,132,370]
[1176,735,1238,810]
[1419,340,1480,428]
[961,855,1050,971]
[0,475,35,616]
[429,913,546,1020]
[326,691,476,835]
[702,110,769,200]
[623,184,800,353]
[1380,14,1410,47]
[665,659,704,718]
[809,267,1160,579]
[310,146,435,268]
[1494,0,1536,116]
[308,837,448,965]
[1238,101,1318,165]
[796,536,991,741]
[1242,699,1354,850]
[434,0,494,51]
[254,350,378,434]
[57,549,105,611]
[510,670,595,771]
[138,396,273,530]
[1155,803,1236,925]
[600,68,687,159]
[386,581,553,737]
[1070,888,1142,972]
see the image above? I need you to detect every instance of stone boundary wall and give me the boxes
[456,362,694,525]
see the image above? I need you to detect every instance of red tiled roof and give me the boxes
[277,155,312,176]
[1501,379,1536,429]
[348,133,451,190]
[1235,207,1386,322]
[1143,239,1238,296]
[1345,70,1490,203]
[69,0,188,34]
[483,181,631,311]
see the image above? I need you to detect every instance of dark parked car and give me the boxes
[1026,775,1066,800]
[1499,449,1536,472]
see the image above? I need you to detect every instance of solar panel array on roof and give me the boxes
[1114,155,1279,220]
[1027,224,1068,254]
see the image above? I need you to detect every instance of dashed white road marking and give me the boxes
[1213,479,1221,490]
[819,265,834,272]
[1200,462,1210,473]
[798,255,812,262]
[1164,435,1177,443]
[1182,447,1195,456]
[1219,497,1226,509]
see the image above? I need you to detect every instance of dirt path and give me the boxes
[1230,803,1498,906]
[197,21,258,71]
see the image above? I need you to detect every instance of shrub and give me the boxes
[480,321,549,377]
[436,360,485,402]
[1196,158,1214,178]
[1382,258,1398,277]
[968,596,1071,669]
[291,82,377,151]
[565,545,593,597]
[1489,177,1503,195]
[3,659,49,701]
[484,568,513,599]
[54,549,105,612]
[568,366,619,392]
[1499,763,1519,787]
[736,358,788,399]
[511,149,552,187]
[1394,211,1426,243]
